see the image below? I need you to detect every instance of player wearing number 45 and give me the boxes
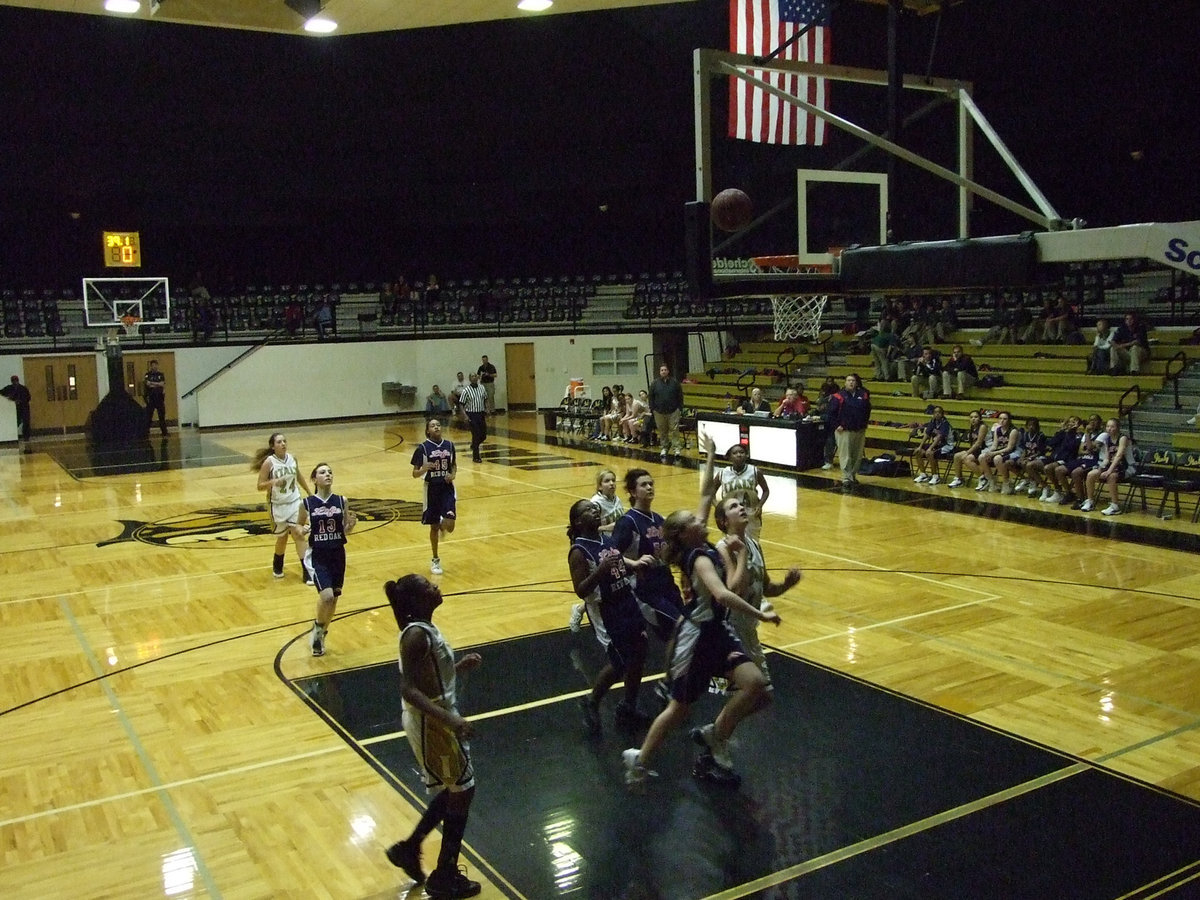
[298,463,357,657]
[253,432,313,581]
[412,418,457,576]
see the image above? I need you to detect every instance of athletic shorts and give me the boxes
[667,617,751,705]
[402,703,475,793]
[270,497,302,534]
[597,597,646,676]
[422,480,457,526]
[308,545,345,596]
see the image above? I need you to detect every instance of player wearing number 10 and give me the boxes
[412,418,457,576]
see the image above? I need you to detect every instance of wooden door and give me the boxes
[505,342,536,409]
[24,354,101,435]
[124,352,178,428]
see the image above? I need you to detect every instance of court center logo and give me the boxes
[98,497,422,548]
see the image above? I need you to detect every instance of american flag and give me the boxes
[729,0,832,145]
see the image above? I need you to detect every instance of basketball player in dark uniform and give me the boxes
[611,469,685,641]
[411,418,456,575]
[299,462,357,656]
[143,359,167,435]
[567,499,652,733]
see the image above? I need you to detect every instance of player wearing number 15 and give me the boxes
[412,418,457,576]
[253,432,313,581]
[298,463,357,657]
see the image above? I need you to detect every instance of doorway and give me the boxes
[504,343,536,410]
[124,352,178,430]
[24,354,101,435]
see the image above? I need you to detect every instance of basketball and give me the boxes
[710,188,753,232]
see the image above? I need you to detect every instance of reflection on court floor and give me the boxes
[290,628,1200,899]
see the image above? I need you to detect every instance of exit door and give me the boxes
[24,354,101,435]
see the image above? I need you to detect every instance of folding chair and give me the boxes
[1157,451,1200,522]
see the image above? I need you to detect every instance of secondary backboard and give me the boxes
[797,169,888,268]
[82,276,171,327]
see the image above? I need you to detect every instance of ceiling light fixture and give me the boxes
[303,16,338,34]
[104,0,141,13]
[517,0,554,11]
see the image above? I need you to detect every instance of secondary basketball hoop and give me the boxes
[770,295,828,342]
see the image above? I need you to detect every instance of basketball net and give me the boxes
[770,295,827,342]
[120,315,141,338]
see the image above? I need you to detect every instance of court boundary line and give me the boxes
[700,764,1088,899]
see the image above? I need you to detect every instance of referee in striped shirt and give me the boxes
[460,372,488,462]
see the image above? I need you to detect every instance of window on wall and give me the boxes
[592,346,640,378]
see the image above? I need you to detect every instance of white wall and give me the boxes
[191,333,667,428]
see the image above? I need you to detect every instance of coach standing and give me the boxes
[459,372,488,463]
[648,363,684,460]
[827,373,871,486]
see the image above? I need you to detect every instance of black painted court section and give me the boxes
[293,629,1200,899]
[45,431,249,477]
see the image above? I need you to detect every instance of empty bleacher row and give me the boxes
[1,289,68,340]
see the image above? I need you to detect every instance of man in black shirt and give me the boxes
[477,355,497,414]
[143,359,168,435]
[0,375,31,444]
[648,364,684,459]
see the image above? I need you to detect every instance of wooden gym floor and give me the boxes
[3,413,1200,899]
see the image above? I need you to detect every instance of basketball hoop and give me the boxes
[770,295,827,342]
[120,315,142,338]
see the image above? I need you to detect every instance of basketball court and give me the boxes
[3,414,1200,898]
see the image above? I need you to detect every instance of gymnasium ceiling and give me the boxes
[0,0,956,36]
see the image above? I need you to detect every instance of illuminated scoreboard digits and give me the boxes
[103,231,142,268]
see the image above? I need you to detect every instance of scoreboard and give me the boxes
[103,231,141,268]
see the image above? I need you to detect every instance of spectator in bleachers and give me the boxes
[934,297,959,343]
[947,409,987,488]
[1011,417,1048,496]
[1011,297,1036,344]
[1035,415,1082,503]
[1109,311,1150,375]
[1080,418,1136,515]
[974,411,1018,493]
[1089,319,1113,374]
[900,298,936,348]
[314,297,335,341]
[378,282,396,319]
[284,297,304,335]
[1065,414,1105,507]
[827,373,871,487]
[1041,294,1079,343]
[425,385,451,417]
[894,333,925,383]
[971,294,1011,347]
[870,320,901,382]
[911,405,952,484]
[909,347,943,399]
[942,344,978,399]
